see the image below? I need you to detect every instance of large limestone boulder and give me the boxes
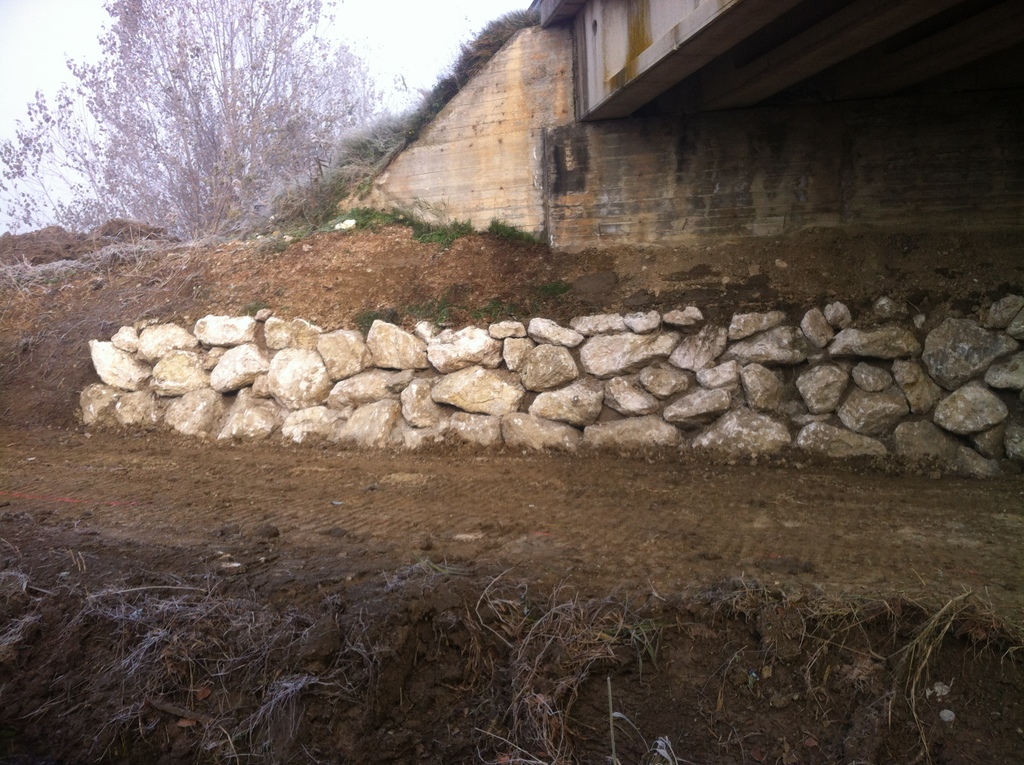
[193,315,256,347]
[740,364,784,411]
[985,295,1024,329]
[800,308,834,349]
[1006,308,1024,341]
[528,378,605,426]
[984,352,1024,390]
[663,388,732,427]
[431,366,524,416]
[80,383,120,426]
[852,363,893,392]
[115,390,163,428]
[152,351,210,396]
[448,412,503,446]
[728,311,786,341]
[663,307,703,327]
[209,344,270,393]
[922,319,1018,390]
[723,326,808,366]
[624,311,661,334]
[823,301,852,329]
[796,364,849,414]
[366,321,429,370]
[521,345,579,391]
[136,324,199,362]
[1005,421,1024,463]
[837,388,909,435]
[89,340,151,391]
[327,369,413,409]
[583,416,681,449]
[527,318,584,347]
[796,422,887,458]
[400,378,446,428]
[892,359,943,414]
[640,362,693,399]
[218,391,282,440]
[693,409,791,455]
[503,337,535,372]
[317,329,373,381]
[265,316,322,350]
[165,389,227,438]
[488,320,527,339]
[427,327,503,373]
[932,382,1008,435]
[281,406,347,444]
[954,447,1002,479]
[893,421,960,464]
[829,326,921,359]
[333,400,401,448]
[581,332,680,378]
[604,376,660,415]
[268,348,332,410]
[111,326,139,353]
[501,413,581,450]
[696,361,741,389]
[668,326,727,371]
[570,314,627,336]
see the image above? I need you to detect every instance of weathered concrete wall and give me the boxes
[367,26,574,234]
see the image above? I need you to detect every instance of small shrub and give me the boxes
[536,281,572,299]
[411,219,474,248]
[242,300,270,317]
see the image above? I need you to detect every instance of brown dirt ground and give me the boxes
[1,224,1023,764]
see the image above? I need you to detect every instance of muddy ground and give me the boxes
[1,224,1023,764]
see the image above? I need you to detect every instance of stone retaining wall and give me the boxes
[82,295,1024,478]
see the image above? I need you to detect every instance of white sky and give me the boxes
[0,0,530,230]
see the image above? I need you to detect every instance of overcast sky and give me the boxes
[0,0,530,231]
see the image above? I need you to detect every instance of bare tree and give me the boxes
[0,0,377,238]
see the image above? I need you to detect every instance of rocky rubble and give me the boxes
[82,297,1024,477]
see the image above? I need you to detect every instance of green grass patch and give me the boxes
[355,308,400,334]
[535,281,572,299]
[470,299,523,323]
[487,218,540,244]
[242,300,270,317]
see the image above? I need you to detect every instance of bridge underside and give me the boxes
[534,0,1024,121]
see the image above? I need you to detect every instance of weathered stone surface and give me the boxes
[852,363,893,393]
[115,390,163,428]
[392,419,449,449]
[501,413,581,450]
[581,332,680,378]
[728,310,786,341]
[693,409,791,455]
[366,321,429,370]
[823,302,852,329]
[520,344,579,391]
[317,329,373,381]
[663,388,732,427]
[722,326,808,365]
[268,348,332,410]
[401,378,446,428]
[954,446,1001,479]
[89,340,151,391]
[414,321,437,342]
[281,407,347,444]
[837,388,909,435]
[488,320,527,339]
[985,295,1024,329]
[922,319,1019,390]
[1007,309,1024,341]
[972,424,1006,460]
[448,412,502,446]
[873,296,908,320]
[137,324,199,362]
[1005,421,1024,463]
[193,315,256,347]
[254,308,273,322]
[164,389,226,437]
[528,318,584,347]
[503,337,535,372]
[800,308,834,349]
[570,314,627,335]
[111,326,139,353]
[624,311,660,334]
[218,391,282,440]
[202,347,227,371]
[529,378,605,426]
[696,361,741,389]
[639,362,693,399]
[796,364,849,414]
[830,326,921,359]
[80,384,120,426]
[152,351,210,396]
[663,307,703,327]
[251,373,272,399]
[984,352,1024,390]
[892,359,943,414]
[668,326,727,371]
[604,376,660,415]
[209,344,270,393]
[933,382,1008,435]
[431,366,524,415]
[333,400,401,448]
[427,327,503,373]
[264,316,322,350]
[327,369,414,409]
[740,364,784,411]
[893,421,960,464]
[583,416,681,448]
[796,422,887,458]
